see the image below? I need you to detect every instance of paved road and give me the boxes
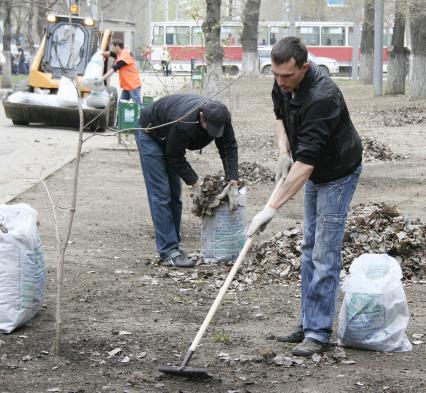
[0,74,187,204]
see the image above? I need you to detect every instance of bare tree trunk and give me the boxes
[409,0,426,99]
[385,0,409,95]
[241,0,261,76]
[15,8,23,46]
[360,0,374,84]
[202,0,223,96]
[27,5,37,56]
[1,0,13,88]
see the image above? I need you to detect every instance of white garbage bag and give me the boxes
[201,188,246,264]
[83,51,105,91]
[86,90,110,109]
[337,253,412,352]
[57,76,78,107]
[0,204,47,333]
[7,91,29,104]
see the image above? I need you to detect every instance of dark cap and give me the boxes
[201,101,231,138]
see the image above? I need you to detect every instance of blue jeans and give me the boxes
[135,130,182,260]
[300,165,362,343]
[121,86,141,105]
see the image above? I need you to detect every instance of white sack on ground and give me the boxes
[0,204,47,333]
[201,188,246,264]
[337,253,412,352]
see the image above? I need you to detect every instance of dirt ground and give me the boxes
[1,77,425,393]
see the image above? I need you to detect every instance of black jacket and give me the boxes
[272,62,362,184]
[139,94,238,185]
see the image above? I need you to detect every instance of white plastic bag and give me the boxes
[57,76,78,107]
[0,204,47,333]
[201,188,246,264]
[7,91,29,104]
[83,51,105,91]
[86,90,110,109]
[337,253,412,352]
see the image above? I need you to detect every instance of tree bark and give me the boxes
[360,0,374,84]
[241,0,261,76]
[202,0,223,96]
[385,0,409,95]
[1,0,13,88]
[409,0,426,99]
[27,4,37,56]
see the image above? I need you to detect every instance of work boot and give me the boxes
[291,338,329,357]
[160,253,195,268]
[276,325,304,343]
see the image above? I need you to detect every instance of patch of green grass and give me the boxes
[212,330,231,344]
[0,74,27,85]
[172,295,193,304]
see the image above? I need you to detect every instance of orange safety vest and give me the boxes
[116,49,142,91]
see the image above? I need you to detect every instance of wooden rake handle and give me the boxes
[188,178,284,352]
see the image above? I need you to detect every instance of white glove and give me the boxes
[217,183,239,211]
[247,206,278,237]
[275,153,292,182]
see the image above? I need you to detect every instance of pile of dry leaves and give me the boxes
[361,136,406,162]
[375,106,426,127]
[192,162,275,217]
[245,203,426,283]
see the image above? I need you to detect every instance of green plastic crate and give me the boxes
[117,100,139,130]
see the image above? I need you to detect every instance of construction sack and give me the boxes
[86,90,110,109]
[83,51,105,91]
[57,76,78,107]
[0,204,47,333]
[201,188,246,264]
[337,253,412,352]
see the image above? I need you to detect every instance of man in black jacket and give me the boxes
[136,94,239,268]
[247,37,362,356]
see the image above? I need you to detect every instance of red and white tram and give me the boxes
[149,20,392,74]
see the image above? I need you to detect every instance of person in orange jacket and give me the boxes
[101,39,142,105]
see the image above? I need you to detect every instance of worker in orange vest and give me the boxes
[101,39,142,105]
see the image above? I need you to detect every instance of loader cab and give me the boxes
[42,16,99,79]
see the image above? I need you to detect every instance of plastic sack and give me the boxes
[83,51,105,91]
[337,253,412,352]
[7,91,29,104]
[57,76,78,107]
[86,90,110,109]
[201,188,246,264]
[0,204,47,333]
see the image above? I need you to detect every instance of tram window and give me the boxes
[296,26,320,46]
[191,26,203,45]
[166,26,190,45]
[321,26,345,46]
[384,27,393,47]
[270,26,291,43]
[258,26,268,46]
[152,26,164,45]
[221,26,242,45]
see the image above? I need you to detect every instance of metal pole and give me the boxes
[351,19,360,80]
[373,0,384,96]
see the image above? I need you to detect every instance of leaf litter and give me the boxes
[361,136,407,162]
[192,162,274,217]
[246,203,426,284]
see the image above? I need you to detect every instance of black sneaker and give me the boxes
[160,253,195,268]
[276,325,304,343]
[291,338,329,357]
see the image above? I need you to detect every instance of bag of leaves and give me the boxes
[201,188,246,264]
[0,204,46,333]
[337,253,412,352]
